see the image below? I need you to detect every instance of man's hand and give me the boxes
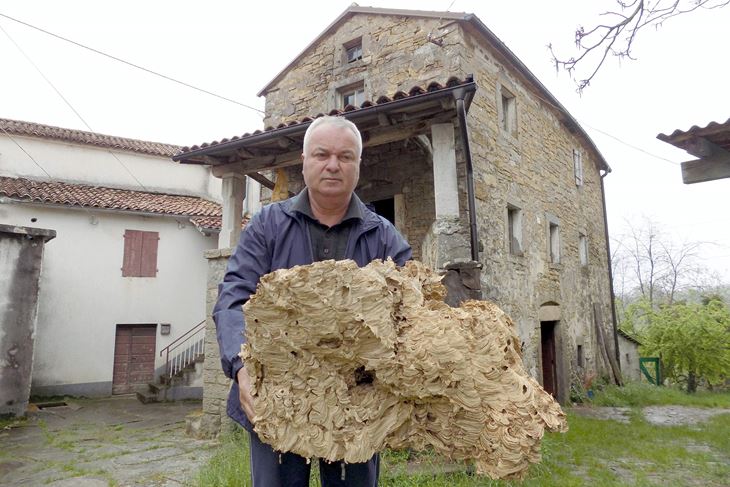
[236,366,255,423]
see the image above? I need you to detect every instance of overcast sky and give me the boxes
[2,0,728,280]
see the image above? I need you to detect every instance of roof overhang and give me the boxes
[173,79,477,180]
[657,118,730,184]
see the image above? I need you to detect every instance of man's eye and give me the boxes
[339,153,356,163]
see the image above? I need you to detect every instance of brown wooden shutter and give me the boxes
[122,230,142,277]
[140,231,159,277]
[122,230,158,277]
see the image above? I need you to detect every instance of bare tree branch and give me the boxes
[550,0,730,92]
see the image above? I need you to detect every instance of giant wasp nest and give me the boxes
[240,259,567,480]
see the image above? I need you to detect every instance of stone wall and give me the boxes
[195,248,234,438]
[456,23,616,395]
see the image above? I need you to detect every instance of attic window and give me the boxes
[345,39,363,63]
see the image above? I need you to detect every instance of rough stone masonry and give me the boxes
[241,259,567,480]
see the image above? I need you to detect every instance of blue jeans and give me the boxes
[248,431,379,487]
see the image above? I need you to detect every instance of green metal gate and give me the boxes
[639,357,662,385]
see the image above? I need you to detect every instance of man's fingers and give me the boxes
[237,367,256,423]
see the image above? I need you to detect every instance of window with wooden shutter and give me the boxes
[122,230,159,277]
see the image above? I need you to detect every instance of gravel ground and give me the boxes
[0,395,216,487]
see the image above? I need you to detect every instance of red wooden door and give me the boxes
[112,325,156,394]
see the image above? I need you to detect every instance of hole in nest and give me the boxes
[354,366,374,385]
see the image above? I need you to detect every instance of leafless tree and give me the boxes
[612,216,718,308]
[550,0,730,92]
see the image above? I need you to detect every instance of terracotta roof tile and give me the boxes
[177,77,472,155]
[0,176,221,220]
[0,118,180,157]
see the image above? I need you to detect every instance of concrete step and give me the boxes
[136,390,160,404]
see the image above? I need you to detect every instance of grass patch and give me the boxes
[590,382,730,408]
[194,388,730,486]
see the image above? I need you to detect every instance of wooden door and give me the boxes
[540,321,558,397]
[112,324,156,394]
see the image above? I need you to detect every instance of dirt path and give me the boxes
[570,404,730,426]
[0,395,216,486]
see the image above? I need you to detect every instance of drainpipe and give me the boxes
[453,82,479,262]
[599,169,621,372]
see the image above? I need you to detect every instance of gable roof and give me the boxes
[0,118,180,157]
[0,176,222,226]
[254,5,609,173]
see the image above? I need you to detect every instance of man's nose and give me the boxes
[324,154,340,171]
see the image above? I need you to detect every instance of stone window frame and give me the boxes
[546,213,561,265]
[573,149,584,186]
[506,202,524,256]
[496,77,518,138]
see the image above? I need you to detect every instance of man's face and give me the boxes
[302,124,361,201]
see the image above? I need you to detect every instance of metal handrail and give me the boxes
[160,319,206,379]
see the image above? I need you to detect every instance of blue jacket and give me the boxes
[213,192,412,429]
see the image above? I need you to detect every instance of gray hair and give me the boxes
[302,116,363,158]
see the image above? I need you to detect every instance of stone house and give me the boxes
[0,118,258,402]
[173,6,619,436]
[617,329,642,382]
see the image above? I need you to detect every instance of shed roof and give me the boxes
[657,118,730,184]
[173,77,479,179]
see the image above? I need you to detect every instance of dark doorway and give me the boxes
[540,321,558,397]
[370,197,395,225]
[112,324,156,394]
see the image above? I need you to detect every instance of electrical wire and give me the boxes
[1,22,149,191]
[0,126,54,179]
[0,11,265,116]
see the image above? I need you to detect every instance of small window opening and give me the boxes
[500,87,516,135]
[346,43,363,63]
[507,205,523,255]
[549,222,560,264]
[579,233,588,266]
[577,345,584,368]
[340,82,365,109]
[573,149,584,186]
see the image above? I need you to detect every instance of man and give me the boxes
[213,115,412,487]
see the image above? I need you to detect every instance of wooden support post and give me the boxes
[219,173,246,249]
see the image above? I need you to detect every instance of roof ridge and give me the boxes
[0,175,221,217]
[0,117,180,157]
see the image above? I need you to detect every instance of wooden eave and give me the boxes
[657,119,730,184]
[174,81,477,179]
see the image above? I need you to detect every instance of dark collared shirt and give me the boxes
[290,189,363,262]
